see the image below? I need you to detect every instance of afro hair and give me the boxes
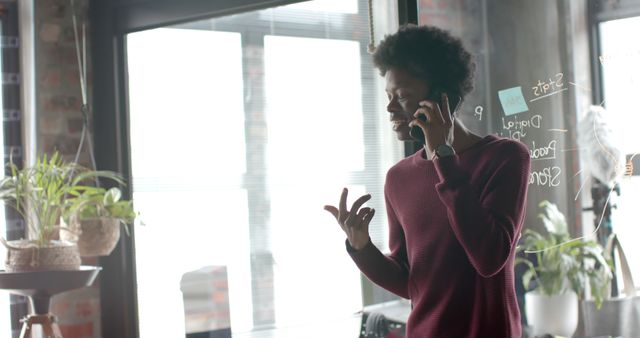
[373,25,475,99]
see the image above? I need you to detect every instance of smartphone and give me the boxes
[409,90,462,144]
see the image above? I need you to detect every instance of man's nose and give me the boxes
[387,99,401,113]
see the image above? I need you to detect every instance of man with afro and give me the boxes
[326,25,531,337]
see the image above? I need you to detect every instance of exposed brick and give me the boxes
[40,68,62,87]
[67,117,84,134]
[66,68,82,87]
[60,322,94,338]
[61,26,78,44]
[437,0,451,10]
[41,46,78,66]
[52,287,101,338]
[34,4,99,338]
[43,95,81,112]
[420,12,463,32]
[41,135,82,156]
[42,4,67,19]
[420,0,437,9]
[39,23,62,43]
[39,114,66,135]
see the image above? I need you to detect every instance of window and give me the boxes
[0,19,10,330]
[126,0,400,336]
[0,107,9,336]
[0,2,28,335]
[598,15,640,285]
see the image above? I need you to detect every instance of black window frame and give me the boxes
[1,2,29,337]
[589,0,640,105]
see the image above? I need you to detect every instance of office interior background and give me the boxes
[1,0,639,337]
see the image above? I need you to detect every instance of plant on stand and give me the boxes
[0,152,120,271]
[516,200,613,337]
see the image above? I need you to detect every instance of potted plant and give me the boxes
[0,152,119,271]
[61,185,138,257]
[516,200,613,337]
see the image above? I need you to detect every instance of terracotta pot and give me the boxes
[4,239,81,272]
[60,217,121,257]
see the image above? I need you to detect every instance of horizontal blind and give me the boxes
[127,0,401,336]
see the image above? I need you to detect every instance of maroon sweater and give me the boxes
[349,135,530,338]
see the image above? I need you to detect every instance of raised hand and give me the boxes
[324,188,375,250]
[409,93,456,156]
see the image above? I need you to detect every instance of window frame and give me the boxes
[588,0,640,296]
[90,1,417,337]
[589,0,640,106]
[1,2,30,337]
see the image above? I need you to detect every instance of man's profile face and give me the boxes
[384,67,430,141]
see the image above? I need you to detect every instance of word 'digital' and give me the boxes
[501,115,542,141]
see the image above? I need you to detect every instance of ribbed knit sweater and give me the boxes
[349,135,531,338]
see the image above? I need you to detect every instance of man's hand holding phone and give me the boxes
[409,93,457,157]
[324,188,375,251]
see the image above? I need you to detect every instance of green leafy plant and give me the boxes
[64,186,138,235]
[0,152,125,247]
[516,200,613,308]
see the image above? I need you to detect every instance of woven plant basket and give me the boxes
[60,217,121,257]
[3,239,81,272]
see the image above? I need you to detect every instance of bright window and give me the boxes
[599,16,640,286]
[127,1,400,336]
[0,20,11,337]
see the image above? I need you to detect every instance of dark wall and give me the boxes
[420,0,592,234]
[484,0,590,234]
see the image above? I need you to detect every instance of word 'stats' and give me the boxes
[532,73,564,97]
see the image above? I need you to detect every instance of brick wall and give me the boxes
[34,1,102,337]
[36,0,91,163]
[418,0,465,34]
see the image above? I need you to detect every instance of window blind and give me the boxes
[126,0,401,335]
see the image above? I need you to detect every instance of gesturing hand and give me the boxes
[324,188,375,251]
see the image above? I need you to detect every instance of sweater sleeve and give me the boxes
[347,185,410,299]
[433,142,531,278]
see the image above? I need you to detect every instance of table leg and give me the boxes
[41,315,63,338]
[19,319,32,338]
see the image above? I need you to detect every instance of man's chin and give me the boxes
[395,132,414,142]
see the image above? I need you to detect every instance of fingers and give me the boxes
[348,207,375,231]
[349,193,371,218]
[429,98,446,125]
[441,93,453,126]
[338,188,348,222]
[350,207,372,229]
[409,103,429,130]
[411,101,444,128]
[324,205,339,220]
[408,117,426,130]
[362,208,375,232]
[344,193,371,227]
[356,207,371,220]
[326,189,374,232]
[360,208,375,232]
